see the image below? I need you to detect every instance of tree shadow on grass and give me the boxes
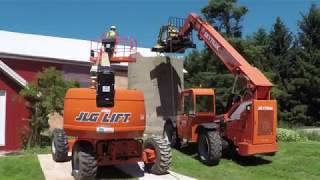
[176,143,272,167]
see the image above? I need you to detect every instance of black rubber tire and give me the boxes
[51,128,68,162]
[72,142,97,180]
[197,130,222,166]
[144,136,172,175]
[163,122,181,148]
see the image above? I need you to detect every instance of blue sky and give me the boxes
[0,0,319,48]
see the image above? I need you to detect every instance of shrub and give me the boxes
[276,128,308,142]
[297,130,320,142]
[20,67,79,147]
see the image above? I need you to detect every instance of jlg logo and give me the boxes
[75,112,131,123]
[102,113,131,123]
[75,112,100,122]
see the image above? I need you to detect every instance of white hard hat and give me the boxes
[110,25,116,30]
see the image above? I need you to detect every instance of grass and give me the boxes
[0,146,50,180]
[171,142,320,180]
[0,155,45,180]
[23,146,51,155]
[1,142,319,180]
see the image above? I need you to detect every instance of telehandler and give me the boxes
[51,37,171,180]
[152,13,278,165]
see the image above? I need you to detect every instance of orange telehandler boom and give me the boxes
[153,13,277,163]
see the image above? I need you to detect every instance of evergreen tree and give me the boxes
[269,17,293,56]
[202,0,248,37]
[299,4,320,51]
[185,1,320,126]
[295,4,320,125]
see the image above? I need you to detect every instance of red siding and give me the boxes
[0,70,28,151]
[3,59,63,81]
[0,58,90,151]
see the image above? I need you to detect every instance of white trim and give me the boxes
[0,30,91,63]
[0,53,90,66]
[0,60,27,87]
[0,90,6,146]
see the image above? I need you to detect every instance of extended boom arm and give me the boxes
[153,13,273,100]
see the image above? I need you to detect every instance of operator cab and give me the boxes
[179,88,216,116]
[177,88,216,141]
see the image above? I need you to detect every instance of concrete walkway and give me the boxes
[38,154,196,180]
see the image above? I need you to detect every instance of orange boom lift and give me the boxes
[152,13,277,165]
[51,36,171,180]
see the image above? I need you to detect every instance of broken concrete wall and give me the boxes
[128,53,184,135]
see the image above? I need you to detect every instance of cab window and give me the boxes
[183,93,194,115]
[196,95,214,113]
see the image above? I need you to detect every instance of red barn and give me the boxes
[0,30,129,152]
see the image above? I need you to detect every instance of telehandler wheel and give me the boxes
[72,142,97,180]
[51,128,68,162]
[163,122,181,148]
[144,136,172,175]
[197,130,222,166]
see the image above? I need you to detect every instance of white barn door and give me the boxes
[0,90,6,146]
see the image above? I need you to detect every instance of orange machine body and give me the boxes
[153,12,278,156]
[63,88,150,165]
[225,99,277,155]
[177,88,277,156]
[64,88,145,140]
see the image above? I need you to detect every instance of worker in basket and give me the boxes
[102,25,118,58]
[167,23,179,39]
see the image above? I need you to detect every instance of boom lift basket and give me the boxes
[152,17,196,53]
[90,37,137,64]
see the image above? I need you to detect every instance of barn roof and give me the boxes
[0,30,159,65]
[0,30,185,86]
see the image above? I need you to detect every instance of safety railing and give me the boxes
[112,37,137,62]
[90,36,137,65]
[168,16,194,42]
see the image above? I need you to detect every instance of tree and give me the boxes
[295,3,320,125]
[267,17,293,88]
[202,0,248,37]
[20,67,79,147]
[269,17,293,56]
[185,1,320,126]
[299,4,320,51]
[184,49,234,113]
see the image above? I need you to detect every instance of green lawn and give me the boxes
[0,155,45,180]
[0,142,319,180]
[171,142,320,180]
[0,146,50,180]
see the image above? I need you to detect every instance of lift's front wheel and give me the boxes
[72,142,97,180]
[51,128,68,162]
[144,136,172,175]
[197,130,222,165]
